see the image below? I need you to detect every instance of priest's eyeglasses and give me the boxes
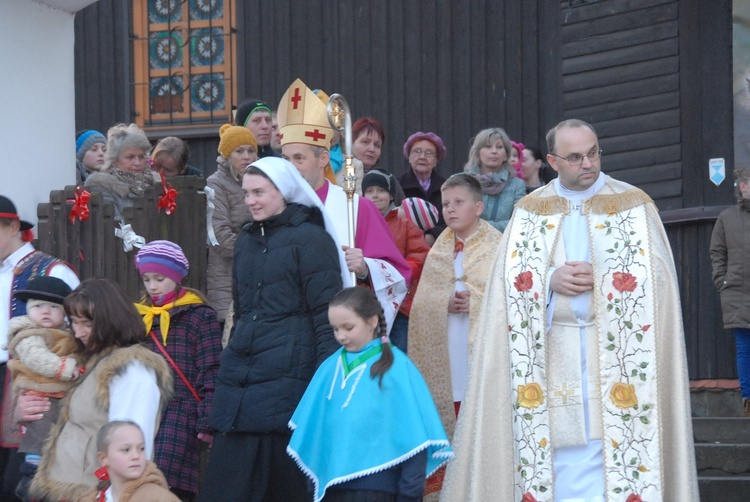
[550,148,603,167]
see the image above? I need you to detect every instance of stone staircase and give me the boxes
[692,382,750,501]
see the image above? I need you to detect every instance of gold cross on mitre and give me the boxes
[277,78,334,150]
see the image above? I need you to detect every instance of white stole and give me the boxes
[447,245,470,402]
[323,182,406,334]
[504,176,664,501]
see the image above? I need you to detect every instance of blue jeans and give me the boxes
[390,312,409,353]
[735,328,750,399]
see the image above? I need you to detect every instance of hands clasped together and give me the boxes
[550,261,594,296]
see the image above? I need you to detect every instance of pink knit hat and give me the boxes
[403,132,446,163]
[401,197,440,231]
[135,240,189,283]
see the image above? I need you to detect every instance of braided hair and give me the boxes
[329,286,393,387]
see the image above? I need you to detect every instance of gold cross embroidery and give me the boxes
[550,382,582,406]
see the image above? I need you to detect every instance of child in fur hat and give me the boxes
[6,276,80,477]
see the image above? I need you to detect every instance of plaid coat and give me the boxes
[143,303,222,495]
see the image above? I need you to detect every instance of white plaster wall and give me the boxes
[0,0,77,229]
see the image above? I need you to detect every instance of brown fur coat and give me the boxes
[30,344,173,501]
[81,461,180,502]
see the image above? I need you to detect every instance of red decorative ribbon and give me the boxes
[94,466,109,482]
[20,229,34,242]
[157,172,178,215]
[453,240,464,258]
[69,187,91,223]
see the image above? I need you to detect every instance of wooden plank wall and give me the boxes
[557,0,736,380]
[665,216,736,380]
[235,0,555,178]
[558,0,683,209]
[668,0,735,380]
[36,177,208,301]
[184,136,220,177]
[71,0,739,379]
[75,0,555,179]
[73,0,131,134]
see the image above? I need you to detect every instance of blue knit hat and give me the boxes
[76,130,106,162]
[135,240,189,283]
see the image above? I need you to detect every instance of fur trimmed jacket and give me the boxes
[81,461,180,502]
[6,316,80,396]
[84,169,159,222]
[30,345,173,502]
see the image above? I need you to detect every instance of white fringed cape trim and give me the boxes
[285,438,453,502]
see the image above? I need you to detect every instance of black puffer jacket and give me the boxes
[209,203,343,433]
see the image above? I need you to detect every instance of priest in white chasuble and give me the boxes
[441,119,698,502]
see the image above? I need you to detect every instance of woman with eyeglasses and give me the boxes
[84,123,158,222]
[398,132,448,245]
[463,127,526,232]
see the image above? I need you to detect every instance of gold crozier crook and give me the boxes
[327,94,357,284]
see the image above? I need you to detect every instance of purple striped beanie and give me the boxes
[135,240,189,283]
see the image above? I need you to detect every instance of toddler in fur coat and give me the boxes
[6,276,80,475]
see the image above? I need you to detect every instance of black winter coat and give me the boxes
[209,203,343,434]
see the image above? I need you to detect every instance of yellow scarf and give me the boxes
[134,291,204,346]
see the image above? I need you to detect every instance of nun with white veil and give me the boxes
[201,157,347,502]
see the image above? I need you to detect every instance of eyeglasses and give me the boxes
[550,148,603,167]
[410,149,436,159]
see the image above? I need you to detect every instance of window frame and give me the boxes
[131,0,237,133]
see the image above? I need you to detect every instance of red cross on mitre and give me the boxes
[290,87,302,109]
[305,128,327,143]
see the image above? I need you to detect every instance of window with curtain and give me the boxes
[131,0,236,130]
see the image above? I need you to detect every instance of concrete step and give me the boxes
[696,443,750,476]
[694,417,750,444]
[699,476,750,502]
[691,386,743,417]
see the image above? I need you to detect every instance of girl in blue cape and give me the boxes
[287,286,453,502]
